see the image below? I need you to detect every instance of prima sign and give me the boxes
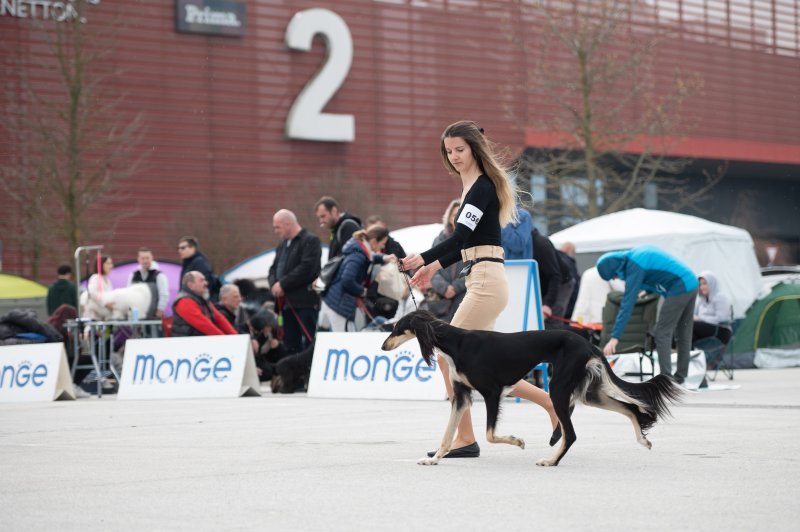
[0,0,100,23]
[175,0,245,37]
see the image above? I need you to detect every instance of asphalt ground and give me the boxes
[1,368,799,531]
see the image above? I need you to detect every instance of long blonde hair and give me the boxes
[439,120,519,226]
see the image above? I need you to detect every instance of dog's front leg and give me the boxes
[419,383,472,465]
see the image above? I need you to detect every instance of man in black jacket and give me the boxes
[314,196,362,259]
[531,227,574,324]
[269,209,322,353]
[177,236,219,301]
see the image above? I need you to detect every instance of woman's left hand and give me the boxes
[410,265,435,287]
[401,254,424,272]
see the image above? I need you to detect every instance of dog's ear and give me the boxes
[411,314,437,367]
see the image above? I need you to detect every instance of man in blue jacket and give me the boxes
[597,245,698,384]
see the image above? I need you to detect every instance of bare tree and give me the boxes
[506,0,725,231]
[0,0,145,277]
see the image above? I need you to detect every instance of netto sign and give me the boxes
[175,0,245,38]
[1,0,101,23]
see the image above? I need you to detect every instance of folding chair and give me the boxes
[600,291,660,381]
[694,322,735,381]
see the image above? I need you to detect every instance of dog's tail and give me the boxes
[583,347,684,432]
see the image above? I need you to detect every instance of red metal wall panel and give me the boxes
[1,0,798,279]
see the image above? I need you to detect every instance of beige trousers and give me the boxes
[450,245,508,330]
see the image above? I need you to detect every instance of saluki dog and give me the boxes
[381,310,683,466]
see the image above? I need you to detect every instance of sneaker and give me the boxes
[72,384,92,399]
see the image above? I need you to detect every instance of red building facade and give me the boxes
[1,0,799,279]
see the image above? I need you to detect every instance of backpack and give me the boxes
[312,255,344,294]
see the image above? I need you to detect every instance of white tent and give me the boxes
[549,208,761,318]
[222,224,443,284]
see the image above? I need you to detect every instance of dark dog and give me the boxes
[381,310,683,466]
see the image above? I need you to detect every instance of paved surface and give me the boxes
[1,368,799,531]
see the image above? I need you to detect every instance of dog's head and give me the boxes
[381,310,440,366]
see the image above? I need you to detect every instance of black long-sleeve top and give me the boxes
[421,175,501,268]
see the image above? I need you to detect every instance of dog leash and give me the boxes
[397,261,418,310]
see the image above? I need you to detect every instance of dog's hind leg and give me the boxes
[484,390,525,450]
[419,382,472,465]
[537,389,576,467]
[584,392,653,449]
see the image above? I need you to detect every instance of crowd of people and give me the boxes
[39,120,733,407]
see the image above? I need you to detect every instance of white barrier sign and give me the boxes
[0,343,75,402]
[117,334,261,400]
[308,332,445,400]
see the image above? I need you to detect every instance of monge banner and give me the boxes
[0,343,75,402]
[117,334,261,400]
[307,332,445,400]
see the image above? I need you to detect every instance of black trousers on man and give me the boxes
[282,305,318,354]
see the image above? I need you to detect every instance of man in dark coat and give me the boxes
[531,227,574,323]
[268,209,322,354]
[314,196,362,259]
[177,236,219,301]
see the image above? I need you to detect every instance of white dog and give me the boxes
[80,283,153,320]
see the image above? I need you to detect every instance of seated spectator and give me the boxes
[693,270,733,346]
[420,199,467,322]
[171,272,237,337]
[47,264,78,316]
[248,309,288,382]
[215,283,249,333]
[318,225,397,332]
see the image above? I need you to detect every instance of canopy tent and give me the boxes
[549,208,761,319]
[222,224,444,284]
[0,273,48,318]
[730,281,800,368]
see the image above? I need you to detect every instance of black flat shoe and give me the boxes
[426,441,480,458]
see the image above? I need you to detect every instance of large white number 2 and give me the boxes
[285,8,354,143]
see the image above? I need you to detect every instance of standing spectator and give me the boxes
[501,205,533,260]
[598,245,699,384]
[214,283,248,333]
[318,226,396,332]
[314,196,362,259]
[84,255,114,319]
[127,247,169,319]
[558,242,581,320]
[171,272,237,337]
[47,264,78,316]
[531,228,573,323]
[693,270,733,346]
[177,236,219,301]
[422,199,467,322]
[268,209,322,353]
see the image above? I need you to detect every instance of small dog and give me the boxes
[381,310,683,466]
[80,283,152,320]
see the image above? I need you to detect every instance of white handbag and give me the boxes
[375,264,409,301]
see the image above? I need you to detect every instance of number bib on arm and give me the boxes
[457,204,483,231]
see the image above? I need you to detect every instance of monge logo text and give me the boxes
[0,360,49,389]
[324,348,436,382]
[132,353,231,384]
